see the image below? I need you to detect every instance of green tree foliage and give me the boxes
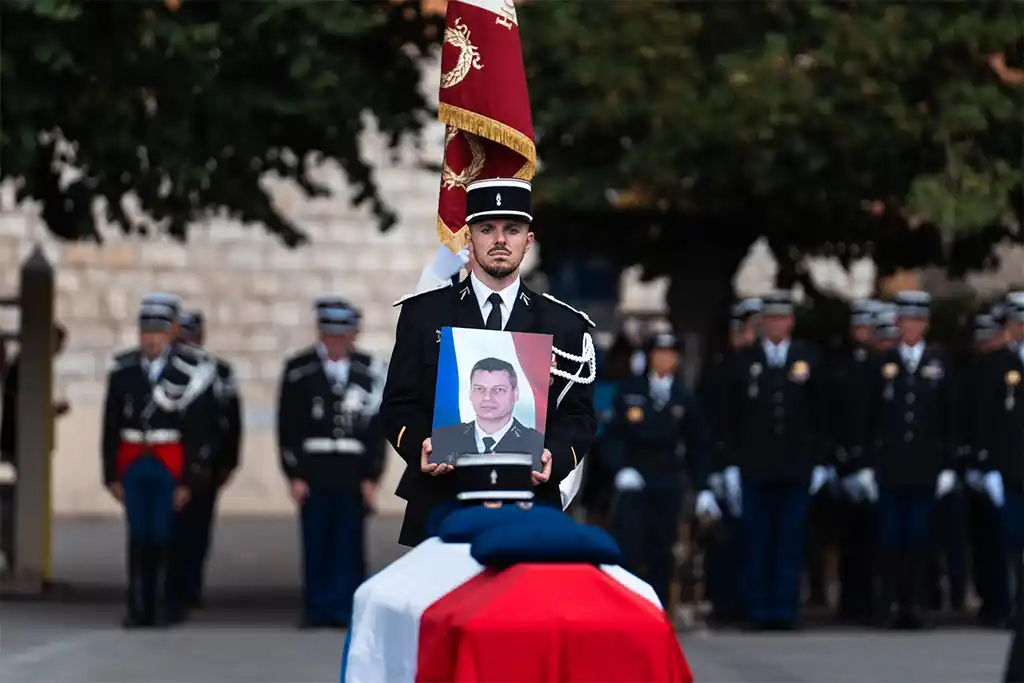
[1,0,441,245]
[521,1,1024,291]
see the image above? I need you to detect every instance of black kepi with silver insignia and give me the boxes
[315,296,361,334]
[894,290,931,318]
[453,452,534,509]
[465,178,532,225]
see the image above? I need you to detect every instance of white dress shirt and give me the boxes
[649,373,674,405]
[899,342,924,373]
[470,272,520,331]
[474,416,514,454]
[762,338,791,367]
[317,344,351,385]
[141,354,167,383]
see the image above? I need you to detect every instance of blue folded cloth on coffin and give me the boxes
[471,519,623,568]
[439,505,571,544]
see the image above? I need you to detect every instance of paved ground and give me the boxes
[0,516,1015,682]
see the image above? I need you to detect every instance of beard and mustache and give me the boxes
[477,247,520,279]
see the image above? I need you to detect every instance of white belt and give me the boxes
[303,437,366,455]
[120,429,181,445]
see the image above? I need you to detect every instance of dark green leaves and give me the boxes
[1,0,441,244]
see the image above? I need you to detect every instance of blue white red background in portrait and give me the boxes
[432,327,552,432]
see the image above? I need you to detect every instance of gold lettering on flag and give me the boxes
[494,0,515,30]
[440,18,483,89]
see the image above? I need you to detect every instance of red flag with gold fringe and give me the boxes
[436,0,536,252]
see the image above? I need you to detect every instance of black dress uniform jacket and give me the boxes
[212,358,243,473]
[603,373,707,483]
[865,346,956,488]
[101,345,222,487]
[381,280,596,547]
[697,352,729,484]
[276,347,386,490]
[973,346,1024,490]
[0,359,19,464]
[724,340,828,483]
[431,418,545,465]
[828,345,874,477]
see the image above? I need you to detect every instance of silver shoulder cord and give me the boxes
[150,355,219,413]
[553,331,598,509]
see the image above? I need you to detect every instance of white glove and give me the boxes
[935,469,956,498]
[965,469,984,491]
[614,467,645,492]
[841,474,864,503]
[695,490,722,519]
[414,246,469,294]
[855,467,878,503]
[707,472,725,499]
[809,465,831,495]
[722,466,742,517]
[983,470,1005,507]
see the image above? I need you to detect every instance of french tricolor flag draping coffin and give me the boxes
[341,507,690,683]
[433,327,552,433]
[436,0,536,252]
[417,565,690,683]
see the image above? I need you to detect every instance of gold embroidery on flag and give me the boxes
[441,18,484,89]
[441,127,487,190]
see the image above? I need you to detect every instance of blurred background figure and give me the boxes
[604,331,706,609]
[171,311,243,614]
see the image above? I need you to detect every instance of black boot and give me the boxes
[122,541,147,628]
[876,555,899,629]
[152,545,176,627]
[138,543,158,627]
[904,553,930,630]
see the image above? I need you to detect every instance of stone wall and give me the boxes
[0,118,449,516]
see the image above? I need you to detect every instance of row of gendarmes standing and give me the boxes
[101,294,238,627]
[691,289,1024,631]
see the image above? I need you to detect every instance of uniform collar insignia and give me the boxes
[459,286,470,300]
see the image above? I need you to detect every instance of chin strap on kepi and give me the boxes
[551,332,597,409]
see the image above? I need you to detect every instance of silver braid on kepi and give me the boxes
[552,331,597,408]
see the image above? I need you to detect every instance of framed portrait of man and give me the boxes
[431,328,553,470]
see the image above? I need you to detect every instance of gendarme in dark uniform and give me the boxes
[972,293,1024,626]
[862,290,957,629]
[603,331,707,608]
[723,290,828,629]
[696,297,761,625]
[101,294,221,628]
[171,310,243,611]
[380,177,597,547]
[277,297,387,628]
[830,299,880,623]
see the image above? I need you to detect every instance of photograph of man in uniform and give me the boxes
[432,357,544,467]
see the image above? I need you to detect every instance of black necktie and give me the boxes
[482,436,496,453]
[485,293,503,330]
